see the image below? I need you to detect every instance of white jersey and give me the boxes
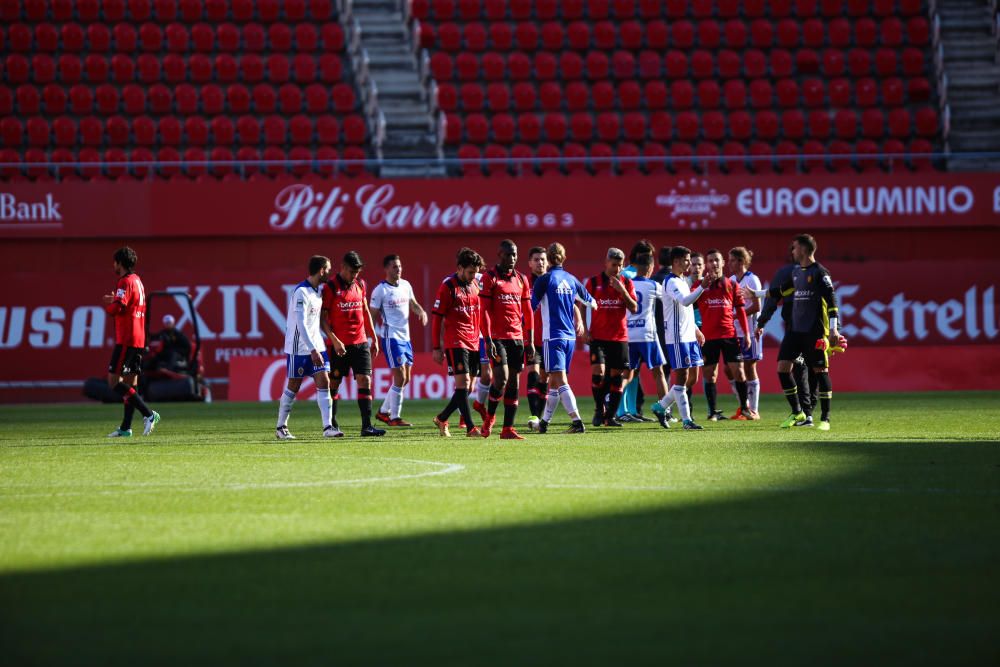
[370,278,415,341]
[731,271,762,338]
[627,276,663,342]
[284,279,326,355]
[661,273,704,344]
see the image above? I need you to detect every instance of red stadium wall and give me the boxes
[1,174,999,402]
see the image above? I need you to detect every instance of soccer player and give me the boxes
[585,247,639,427]
[651,246,705,430]
[275,255,338,439]
[104,246,160,437]
[371,254,428,427]
[531,242,594,434]
[623,253,670,428]
[321,251,386,437]
[728,247,763,419]
[617,239,655,422]
[697,249,753,421]
[524,246,549,429]
[480,240,534,439]
[761,234,841,431]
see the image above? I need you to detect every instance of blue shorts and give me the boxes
[628,341,665,369]
[543,339,575,373]
[478,338,489,365]
[383,338,414,369]
[665,341,704,370]
[739,334,764,361]
[287,351,330,379]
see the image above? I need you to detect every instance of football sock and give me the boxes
[277,387,296,428]
[487,383,503,416]
[316,388,332,429]
[686,386,693,405]
[793,362,811,415]
[357,387,373,429]
[809,370,820,415]
[390,384,404,419]
[329,390,340,428]
[607,375,625,419]
[378,387,393,416]
[526,371,542,417]
[476,380,491,405]
[619,376,638,416]
[114,383,153,418]
[635,379,645,413]
[542,389,559,422]
[672,384,692,422]
[747,379,760,413]
[816,372,832,421]
[591,374,605,413]
[457,388,476,431]
[778,372,802,414]
[502,382,519,428]
[121,403,135,431]
[704,381,718,414]
[558,384,581,421]
[735,380,749,411]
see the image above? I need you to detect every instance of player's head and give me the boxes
[634,253,654,278]
[497,239,518,272]
[604,247,625,277]
[792,234,817,263]
[162,314,176,330]
[112,246,137,275]
[308,255,332,280]
[628,239,655,264]
[546,242,566,267]
[657,246,672,268]
[689,252,705,279]
[383,254,402,281]
[704,248,724,278]
[728,246,753,275]
[456,247,483,283]
[340,251,364,282]
[528,246,547,276]
[669,246,692,274]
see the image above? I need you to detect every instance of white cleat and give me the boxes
[275,426,296,440]
[323,425,345,438]
[107,428,132,438]
[142,411,160,436]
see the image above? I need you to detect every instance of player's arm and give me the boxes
[573,304,584,337]
[818,266,840,339]
[766,274,793,300]
[520,279,535,354]
[430,282,451,364]
[668,277,704,307]
[530,273,549,310]
[103,281,129,314]
[614,277,639,313]
[295,290,325,363]
[756,294,779,329]
[743,276,761,315]
[320,307,346,356]
[408,286,428,326]
[361,297,379,359]
[479,305,497,359]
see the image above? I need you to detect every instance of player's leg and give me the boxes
[499,342,525,438]
[744,355,761,419]
[484,342,510,436]
[525,352,543,421]
[313,363,342,438]
[605,344,628,426]
[590,343,608,426]
[106,345,135,437]
[776,334,806,427]
[113,347,158,436]
[542,339,584,433]
[726,339,750,418]
[472,338,492,421]
[702,354,722,420]
[376,337,396,423]
[809,337,832,429]
[276,354,304,439]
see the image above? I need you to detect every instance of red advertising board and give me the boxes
[2,172,1000,238]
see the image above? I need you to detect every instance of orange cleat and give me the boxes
[472,400,489,423]
[500,427,525,440]
[481,414,496,438]
[458,416,466,428]
[466,426,482,437]
[731,408,749,421]
[433,416,450,437]
[388,418,412,427]
[375,412,391,424]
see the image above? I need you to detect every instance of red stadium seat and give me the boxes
[212,116,235,145]
[518,113,541,142]
[698,80,721,109]
[133,115,155,145]
[670,80,695,109]
[491,114,515,144]
[543,113,567,142]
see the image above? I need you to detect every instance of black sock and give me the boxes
[809,370,820,415]
[778,372,802,414]
[735,380,749,411]
[487,383,502,416]
[816,372,832,421]
[114,383,152,418]
[121,403,135,431]
[358,387,372,429]
[591,374,605,413]
[501,381,518,427]
[685,386,692,405]
[607,376,624,418]
[793,362,812,415]
[330,391,340,428]
[455,388,475,431]
[635,380,645,413]
[438,390,461,422]
[526,371,541,417]
[704,381,718,413]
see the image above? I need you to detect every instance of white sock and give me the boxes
[316,388,332,429]
[558,384,580,421]
[658,394,675,411]
[748,379,760,413]
[277,388,296,428]
[542,389,559,422]
[390,384,404,419]
[476,380,491,405]
[672,385,692,422]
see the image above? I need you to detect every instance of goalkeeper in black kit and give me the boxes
[755,234,842,431]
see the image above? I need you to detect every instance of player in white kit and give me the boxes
[729,246,763,419]
[623,253,671,428]
[276,255,340,439]
[371,254,428,427]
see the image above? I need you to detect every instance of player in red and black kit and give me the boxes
[479,240,534,440]
[696,249,754,421]
[584,247,638,427]
[432,247,492,437]
[104,246,159,437]
[321,251,385,437]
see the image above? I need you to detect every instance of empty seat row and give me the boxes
[0,0,336,24]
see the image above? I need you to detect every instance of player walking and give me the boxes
[728,247,763,419]
[524,246,549,430]
[617,239,655,422]
[275,255,338,439]
[372,254,427,427]
[104,246,160,437]
[623,253,671,428]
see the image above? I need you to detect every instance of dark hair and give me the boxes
[634,253,653,269]
[113,246,137,271]
[499,239,517,253]
[794,233,817,254]
[343,251,364,269]
[657,246,672,266]
[705,248,724,260]
[308,255,330,276]
[383,254,401,267]
[690,251,703,260]
[729,246,753,266]
[629,239,655,263]
[669,246,691,264]
[528,245,546,258]
[457,247,483,269]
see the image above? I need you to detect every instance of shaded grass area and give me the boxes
[1,394,998,665]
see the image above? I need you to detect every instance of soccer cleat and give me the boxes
[323,425,345,438]
[388,418,412,427]
[472,400,489,423]
[708,411,727,422]
[361,425,386,437]
[793,416,814,428]
[666,407,679,423]
[375,411,391,425]
[591,411,605,427]
[817,420,831,431]
[433,416,451,437]
[746,409,761,421]
[466,426,482,437]
[654,410,671,429]
[634,413,655,423]
[563,420,586,434]
[779,412,807,429]
[604,417,624,427]
[682,419,704,430]
[537,419,549,434]
[731,408,749,421]
[617,413,639,423]
[107,428,132,438]
[458,416,466,428]
[527,416,541,432]
[142,411,160,436]
[500,427,525,440]
[275,425,296,440]
[481,414,496,438]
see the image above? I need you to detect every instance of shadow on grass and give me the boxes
[1,441,998,666]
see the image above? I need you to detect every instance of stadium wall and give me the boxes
[1,174,999,402]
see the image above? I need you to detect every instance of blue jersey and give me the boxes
[530,266,593,341]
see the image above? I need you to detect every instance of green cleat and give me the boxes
[817,420,831,431]
[779,412,806,429]
[107,428,132,438]
[143,411,161,436]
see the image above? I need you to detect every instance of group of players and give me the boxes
[101,234,842,439]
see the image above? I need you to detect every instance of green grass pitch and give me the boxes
[1,393,998,666]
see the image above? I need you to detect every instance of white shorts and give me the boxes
[738,334,764,361]
[383,338,414,369]
[664,341,704,370]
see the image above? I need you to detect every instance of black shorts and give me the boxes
[701,337,741,366]
[778,330,829,369]
[490,339,525,373]
[445,347,481,377]
[589,339,629,371]
[108,345,143,376]
[331,343,372,379]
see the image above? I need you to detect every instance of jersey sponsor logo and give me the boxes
[337,300,363,310]
[597,298,622,306]
[703,298,729,307]
[496,293,521,303]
